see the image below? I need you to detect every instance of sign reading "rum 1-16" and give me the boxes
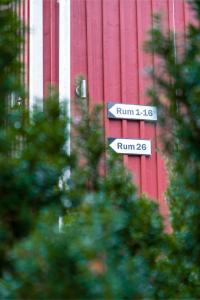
[108,138,151,156]
[107,102,157,121]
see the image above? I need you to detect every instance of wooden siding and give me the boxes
[71,0,195,225]
[18,0,195,226]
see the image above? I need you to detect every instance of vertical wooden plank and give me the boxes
[119,0,128,168]
[136,0,154,196]
[103,0,122,140]
[71,0,88,117]
[173,0,185,62]
[51,0,59,86]
[43,0,50,96]
[119,0,128,167]
[70,0,192,221]
[86,0,105,173]
[71,0,88,78]
[15,0,27,92]
[24,0,29,101]
[43,0,59,97]
[142,0,158,201]
[19,0,24,84]
[151,0,170,229]
[174,0,185,34]
[119,0,140,188]
[86,0,103,107]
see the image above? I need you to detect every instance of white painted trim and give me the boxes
[59,0,70,153]
[29,0,43,111]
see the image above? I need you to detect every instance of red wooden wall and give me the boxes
[43,0,59,95]
[71,0,195,224]
[18,0,195,226]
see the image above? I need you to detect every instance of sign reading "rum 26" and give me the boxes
[107,102,157,121]
[108,138,151,156]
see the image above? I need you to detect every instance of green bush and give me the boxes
[0,0,69,274]
[2,0,200,299]
[145,0,200,297]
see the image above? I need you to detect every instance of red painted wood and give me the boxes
[71,0,88,119]
[119,0,128,167]
[119,0,132,169]
[174,0,185,33]
[137,0,155,197]
[152,0,170,227]
[123,0,140,188]
[103,0,122,141]
[43,0,59,97]
[24,0,30,101]
[43,0,49,97]
[20,0,195,223]
[86,0,104,110]
[71,0,191,217]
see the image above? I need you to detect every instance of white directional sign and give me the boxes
[108,102,157,121]
[108,138,151,156]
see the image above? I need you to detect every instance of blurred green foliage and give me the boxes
[0,94,69,273]
[0,0,24,123]
[0,98,167,299]
[0,0,69,274]
[2,0,200,299]
[0,1,167,298]
[145,0,200,297]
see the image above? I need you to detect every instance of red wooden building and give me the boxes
[18,0,195,223]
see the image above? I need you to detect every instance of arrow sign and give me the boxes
[108,102,157,121]
[108,138,151,156]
